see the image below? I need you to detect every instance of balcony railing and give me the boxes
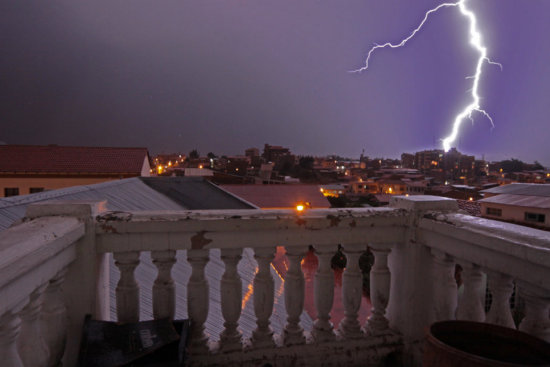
[0,196,549,366]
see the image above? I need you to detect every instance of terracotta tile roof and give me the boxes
[219,184,330,209]
[457,199,481,216]
[0,145,149,174]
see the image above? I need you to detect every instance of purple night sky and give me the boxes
[1,1,549,164]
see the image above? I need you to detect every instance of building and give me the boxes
[400,153,415,169]
[442,148,475,181]
[479,183,550,229]
[0,145,151,197]
[349,181,378,195]
[377,179,407,195]
[245,147,260,160]
[262,144,290,163]
[414,149,444,172]
[320,183,349,197]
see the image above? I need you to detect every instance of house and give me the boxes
[479,183,550,229]
[320,183,348,197]
[0,145,151,197]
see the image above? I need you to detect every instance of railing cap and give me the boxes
[25,200,108,220]
[389,195,458,211]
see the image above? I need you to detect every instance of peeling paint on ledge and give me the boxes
[191,231,213,249]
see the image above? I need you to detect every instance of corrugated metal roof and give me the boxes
[0,178,183,231]
[479,194,550,209]
[109,248,313,339]
[0,177,257,231]
[481,183,550,197]
[140,177,255,210]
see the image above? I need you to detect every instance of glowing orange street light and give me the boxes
[296,204,305,212]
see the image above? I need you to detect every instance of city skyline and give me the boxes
[2,1,549,165]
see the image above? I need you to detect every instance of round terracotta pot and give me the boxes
[423,321,550,367]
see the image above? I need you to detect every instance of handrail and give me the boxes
[0,216,84,314]
[95,207,409,252]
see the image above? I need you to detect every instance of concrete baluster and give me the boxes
[518,284,550,342]
[219,248,243,352]
[152,250,176,320]
[431,249,457,321]
[187,249,210,354]
[338,243,364,339]
[41,269,68,367]
[485,271,515,328]
[18,283,49,367]
[0,311,24,367]
[283,246,308,346]
[251,247,276,349]
[456,262,485,322]
[312,244,336,342]
[365,244,392,335]
[114,251,141,323]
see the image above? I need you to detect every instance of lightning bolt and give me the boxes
[355,0,501,152]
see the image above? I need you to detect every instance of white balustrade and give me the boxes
[219,248,243,352]
[41,269,68,367]
[17,283,49,367]
[338,243,364,339]
[312,245,336,342]
[114,251,141,323]
[152,250,177,320]
[0,197,547,366]
[365,244,392,335]
[431,249,457,321]
[456,262,485,322]
[0,312,23,367]
[518,284,550,342]
[251,247,276,349]
[283,246,308,346]
[485,271,515,328]
[187,249,210,354]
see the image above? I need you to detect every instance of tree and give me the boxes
[207,152,217,159]
[299,156,314,170]
[533,161,544,170]
[189,149,200,159]
[500,159,524,173]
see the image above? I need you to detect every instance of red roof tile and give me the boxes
[0,145,149,174]
[457,199,481,216]
[220,184,330,209]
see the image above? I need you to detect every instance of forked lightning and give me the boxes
[355,0,501,152]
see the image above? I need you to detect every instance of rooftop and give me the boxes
[0,177,253,230]
[479,193,550,209]
[481,183,550,197]
[220,184,330,209]
[0,144,149,174]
